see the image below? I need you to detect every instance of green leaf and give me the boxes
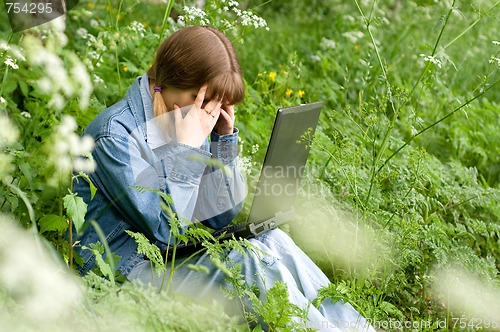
[78,171,97,200]
[39,214,68,234]
[187,263,209,274]
[88,243,115,284]
[63,193,87,234]
[125,230,166,275]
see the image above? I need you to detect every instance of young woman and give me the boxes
[74,25,374,331]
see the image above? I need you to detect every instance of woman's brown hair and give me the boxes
[148,26,245,116]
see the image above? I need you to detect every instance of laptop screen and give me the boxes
[247,102,323,224]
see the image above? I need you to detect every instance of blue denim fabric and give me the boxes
[128,229,376,331]
[73,73,245,276]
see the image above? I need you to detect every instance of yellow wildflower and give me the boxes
[285,89,293,97]
[269,72,276,81]
[354,44,360,51]
[87,3,94,9]
[298,90,305,98]
[123,65,128,72]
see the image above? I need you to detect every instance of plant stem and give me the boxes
[354,0,395,209]
[158,0,175,45]
[68,173,74,269]
[115,0,125,31]
[376,79,499,175]
[90,220,116,285]
[0,66,9,97]
[443,1,500,50]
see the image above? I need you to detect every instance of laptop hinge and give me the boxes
[248,208,295,237]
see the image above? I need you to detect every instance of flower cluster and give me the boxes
[320,37,337,50]
[23,31,93,110]
[234,8,268,30]
[128,21,147,38]
[47,115,95,185]
[0,114,19,180]
[4,57,18,70]
[76,27,107,71]
[490,41,500,67]
[179,6,210,26]
[0,215,82,322]
[0,39,26,70]
[489,56,500,67]
[178,1,269,32]
[420,53,443,69]
[342,31,365,43]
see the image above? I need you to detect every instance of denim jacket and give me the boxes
[73,73,246,276]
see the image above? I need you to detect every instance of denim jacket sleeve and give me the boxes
[193,129,246,230]
[89,128,245,245]
[89,132,209,245]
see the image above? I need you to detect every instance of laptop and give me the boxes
[170,101,323,256]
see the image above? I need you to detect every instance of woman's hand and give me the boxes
[173,85,222,147]
[214,104,235,136]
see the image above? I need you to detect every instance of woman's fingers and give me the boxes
[195,85,208,110]
[204,98,222,116]
[224,105,235,122]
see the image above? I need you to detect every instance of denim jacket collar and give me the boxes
[126,73,166,150]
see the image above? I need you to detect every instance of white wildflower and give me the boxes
[48,93,65,111]
[420,53,442,68]
[238,155,254,175]
[342,15,355,23]
[0,97,5,104]
[181,6,210,25]
[85,33,98,48]
[309,54,321,62]
[87,50,100,60]
[21,111,31,118]
[129,21,146,38]
[251,144,259,154]
[70,61,92,109]
[76,27,89,39]
[493,40,500,45]
[320,38,336,50]
[25,36,73,97]
[342,31,365,43]
[0,215,83,322]
[0,40,11,51]
[9,45,26,61]
[0,114,19,147]
[4,57,19,70]
[48,16,68,46]
[489,56,500,66]
[37,77,53,93]
[94,38,106,52]
[58,115,78,136]
[48,115,96,179]
[93,74,104,85]
[238,10,268,30]
[72,157,95,173]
